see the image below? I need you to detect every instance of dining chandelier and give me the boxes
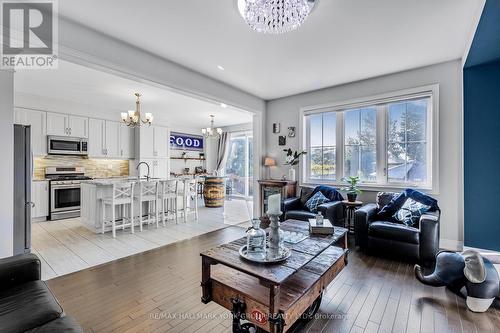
[238,0,317,34]
[202,115,223,138]
[120,93,153,127]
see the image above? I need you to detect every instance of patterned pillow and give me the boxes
[305,191,330,213]
[393,198,431,227]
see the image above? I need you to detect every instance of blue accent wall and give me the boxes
[464,0,500,68]
[464,0,500,251]
[464,61,500,251]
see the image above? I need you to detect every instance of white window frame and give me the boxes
[299,84,439,193]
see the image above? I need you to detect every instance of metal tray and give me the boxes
[239,245,291,264]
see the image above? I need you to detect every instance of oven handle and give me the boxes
[52,184,82,189]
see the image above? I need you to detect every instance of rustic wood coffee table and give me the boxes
[200,220,348,333]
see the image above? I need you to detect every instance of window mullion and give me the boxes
[336,111,344,181]
[376,105,387,183]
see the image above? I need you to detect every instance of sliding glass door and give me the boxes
[225,131,253,198]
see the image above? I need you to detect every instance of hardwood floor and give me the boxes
[47,229,500,333]
[34,199,253,280]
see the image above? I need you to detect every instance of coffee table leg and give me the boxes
[201,256,213,303]
[268,284,285,333]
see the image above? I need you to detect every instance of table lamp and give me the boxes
[264,157,276,179]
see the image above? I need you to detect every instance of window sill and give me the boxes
[301,181,437,195]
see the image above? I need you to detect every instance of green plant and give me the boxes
[283,148,307,166]
[341,176,362,194]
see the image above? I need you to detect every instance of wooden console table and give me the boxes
[200,220,348,333]
[258,180,297,218]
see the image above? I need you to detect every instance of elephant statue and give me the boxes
[414,250,500,313]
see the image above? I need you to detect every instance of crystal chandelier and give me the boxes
[120,93,153,127]
[238,0,317,34]
[202,115,223,138]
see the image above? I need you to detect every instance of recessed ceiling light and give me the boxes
[217,65,225,71]
[220,103,227,108]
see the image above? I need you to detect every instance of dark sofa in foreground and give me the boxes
[0,253,83,333]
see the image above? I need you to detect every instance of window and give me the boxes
[306,112,336,181]
[225,131,253,198]
[303,87,436,189]
[344,107,377,181]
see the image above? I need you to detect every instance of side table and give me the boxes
[342,200,363,234]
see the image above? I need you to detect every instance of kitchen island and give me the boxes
[80,178,192,233]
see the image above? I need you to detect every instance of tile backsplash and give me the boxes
[34,156,129,179]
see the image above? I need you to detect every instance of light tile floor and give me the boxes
[32,198,253,280]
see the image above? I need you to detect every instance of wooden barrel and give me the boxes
[203,177,226,207]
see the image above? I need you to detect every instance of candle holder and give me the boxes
[267,211,285,258]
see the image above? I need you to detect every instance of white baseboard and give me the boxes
[463,245,500,255]
[440,238,463,251]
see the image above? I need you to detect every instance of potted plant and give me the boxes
[283,148,307,181]
[341,176,362,202]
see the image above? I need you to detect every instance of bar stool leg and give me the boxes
[161,198,166,227]
[194,193,199,220]
[112,205,116,238]
[139,199,143,232]
[101,201,106,234]
[175,197,178,224]
[184,195,188,223]
[155,200,159,228]
[121,205,125,230]
[130,202,135,234]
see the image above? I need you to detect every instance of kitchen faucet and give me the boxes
[136,162,151,181]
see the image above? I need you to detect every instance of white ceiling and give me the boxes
[14,60,253,129]
[57,0,484,100]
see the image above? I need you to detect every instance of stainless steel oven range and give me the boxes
[45,167,92,220]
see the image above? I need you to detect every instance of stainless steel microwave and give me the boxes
[47,136,88,156]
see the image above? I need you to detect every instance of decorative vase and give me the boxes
[347,193,357,202]
[246,219,266,260]
[288,167,296,181]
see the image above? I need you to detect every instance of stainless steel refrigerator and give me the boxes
[13,124,32,255]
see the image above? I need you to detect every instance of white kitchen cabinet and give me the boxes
[153,126,169,158]
[140,125,155,158]
[46,112,68,136]
[137,159,168,179]
[139,126,169,158]
[119,125,134,159]
[105,121,120,158]
[88,119,129,159]
[47,113,88,138]
[31,181,49,220]
[151,159,169,178]
[14,108,47,156]
[88,118,105,157]
[68,115,88,138]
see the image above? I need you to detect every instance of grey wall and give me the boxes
[266,60,464,249]
[0,70,14,258]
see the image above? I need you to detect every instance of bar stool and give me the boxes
[158,179,179,225]
[136,181,160,231]
[179,178,199,222]
[101,182,135,238]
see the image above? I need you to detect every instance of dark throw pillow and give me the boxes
[393,198,431,227]
[299,186,315,206]
[305,191,330,213]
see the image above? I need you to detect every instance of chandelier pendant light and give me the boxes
[120,93,153,127]
[238,0,317,34]
[202,115,223,138]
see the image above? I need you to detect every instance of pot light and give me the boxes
[220,103,227,108]
[217,65,225,71]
